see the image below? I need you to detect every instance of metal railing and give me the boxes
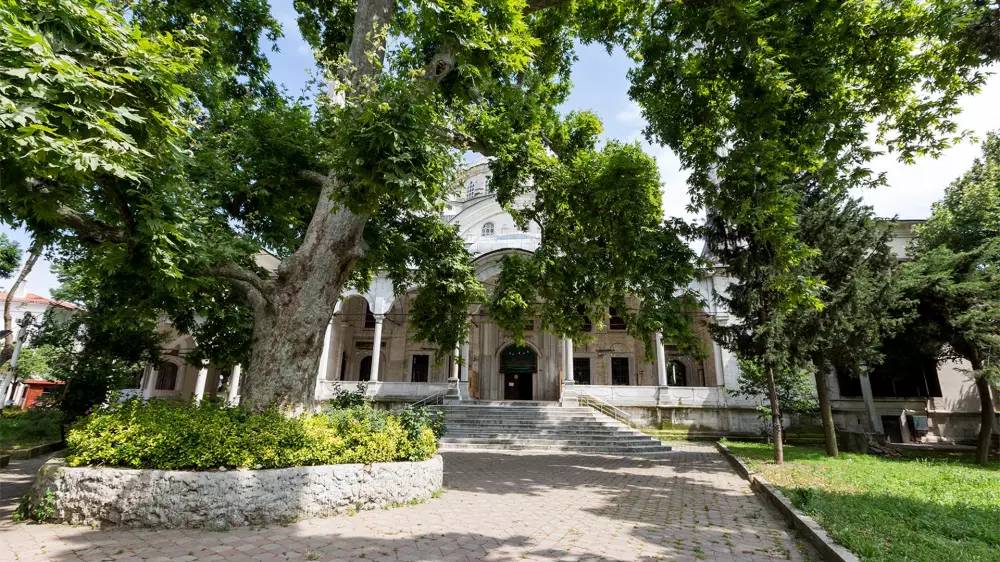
[579,392,641,430]
[395,390,447,413]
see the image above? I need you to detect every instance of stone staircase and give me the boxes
[434,401,674,456]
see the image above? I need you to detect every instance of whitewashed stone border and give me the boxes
[27,454,443,529]
[715,442,860,562]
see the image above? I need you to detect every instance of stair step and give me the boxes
[441,437,662,449]
[434,403,666,457]
[441,431,656,440]
[439,443,673,455]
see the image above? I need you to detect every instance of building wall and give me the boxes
[322,292,709,401]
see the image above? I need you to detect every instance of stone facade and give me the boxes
[144,172,996,446]
[29,454,443,529]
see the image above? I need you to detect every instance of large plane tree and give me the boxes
[1,0,993,411]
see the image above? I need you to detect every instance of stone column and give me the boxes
[858,363,884,435]
[317,319,333,382]
[369,313,385,382]
[450,346,460,381]
[445,346,462,402]
[332,316,346,380]
[460,341,470,382]
[193,362,209,403]
[562,338,579,406]
[563,338,574,382]
[227,364,242,406]
[142,363,159,399]
[655,331,668,386]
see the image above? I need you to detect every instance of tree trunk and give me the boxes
[1,241,41,366]
[812,354,839,457]
[235,0,394,411]
[765,362,784,464]
[972,357,994,465]
[240,198,368,411]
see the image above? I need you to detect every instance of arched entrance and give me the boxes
[500,345,537,400]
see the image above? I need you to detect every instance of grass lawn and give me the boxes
[725,440,1000,562]
[0,408,63,451]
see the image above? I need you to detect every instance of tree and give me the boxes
[1,0,992,413]
[784,187,901,457]
[902,133,1000,465]
[630,0,993,301]
[629,1,991,462]
[13,343,58,381]
[705,207,811,464]
[2,239,41,366]
[30,304,160,422]
[0,233,23,393]
[0,234,18,280]
[900,243,1000,464]
[1,0,696,411]
[730,358,817,441]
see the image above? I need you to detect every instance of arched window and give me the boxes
[466,180,476,199]
[668,360,687,386]
[481,222,495,236]
[155,362,179,390]
[359,356,373,381]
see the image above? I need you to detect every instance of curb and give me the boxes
[715,442,860,562]
[7,441,64,461]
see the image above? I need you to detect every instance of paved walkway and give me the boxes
[0,453,54,521]
[0,444,815,562]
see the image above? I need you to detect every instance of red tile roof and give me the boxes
[0,293,81,311]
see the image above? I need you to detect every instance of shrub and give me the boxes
[65,399,440,470]
[0,407,63,450]
[326,381,369,409]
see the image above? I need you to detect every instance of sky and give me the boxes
[3,0,999,298]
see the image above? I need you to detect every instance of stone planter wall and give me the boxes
[28,454,443,529]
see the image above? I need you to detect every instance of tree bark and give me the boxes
[972,357,994,465]
[765,362,784,464]
[235,0,395,411]
[1,241,41,366]
[812,354,839,457]
[240,185,368,411]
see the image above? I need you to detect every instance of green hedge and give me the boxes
[65,399,443,470]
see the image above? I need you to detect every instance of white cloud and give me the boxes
[615,101,644,126]
[858,69,1000,219]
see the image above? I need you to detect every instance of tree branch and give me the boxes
[524,0,567,14]
[435,126,496,157]
[53,205,125,244]
[204,261,271,297]
[299,169,333,187]
[422,44,457,85]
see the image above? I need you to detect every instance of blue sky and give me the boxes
[4,0,999,297]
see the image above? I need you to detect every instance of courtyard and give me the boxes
[0,445,813,562]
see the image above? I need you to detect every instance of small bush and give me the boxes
[65,399,440,470]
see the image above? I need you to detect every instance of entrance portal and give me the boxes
[500,345,537,401]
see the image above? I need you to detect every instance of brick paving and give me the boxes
[0,443,816,561]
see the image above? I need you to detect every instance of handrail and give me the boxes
[395,390,446,412]
[578,392,641,430]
